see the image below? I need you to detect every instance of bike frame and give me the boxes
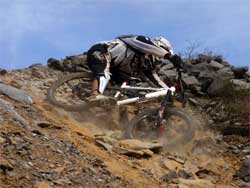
[114,82,176,106]
[115,69,184,136]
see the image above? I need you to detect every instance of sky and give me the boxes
[0,0,249,70]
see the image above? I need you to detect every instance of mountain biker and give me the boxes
[87,35,182,102]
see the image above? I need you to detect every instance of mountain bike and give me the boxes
[47,68,195,145]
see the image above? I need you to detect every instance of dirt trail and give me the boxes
[37,98,237,187]
[35,102,161,188]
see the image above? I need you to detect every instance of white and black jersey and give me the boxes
[87,35,170,89]
[97,35,168,74]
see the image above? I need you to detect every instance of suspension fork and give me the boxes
[157,90,173,134]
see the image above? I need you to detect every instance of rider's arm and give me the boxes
[142,70,167,88]
[152,72,168,88]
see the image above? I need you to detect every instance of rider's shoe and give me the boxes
[87,94,117,107]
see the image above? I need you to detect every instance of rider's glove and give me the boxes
[170,55,183,69]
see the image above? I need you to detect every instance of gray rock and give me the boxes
[220,60,232,67]
[246,69,250,78]
[208,119,214,125]
[167,156,185,164]
[243,148,250,155]
[182,76,200,87]
[0,83,33,104]
[28,63,43,69]
[116,139,163,152]
[161,171,178,182]
[159,69,177,80]
[0,98,28,127]
[161,62,175,70]
[0,69,7,75]
[208,60,224,70]
[183,161,199,175]
[217,67,234,79]
[113,139,162,157]
[161,158,183,170]
[238,157,250,182]
[94,135,117,146]
[0,158,14,172]
[36,121,62,129]
[207,76,228,95]
[178,169,194,179]
[114,147,154,158]
[47,58,64,70]
[188,98,200,106]
[230,79,250,90]
[183,62,211,77]
[232,66,249,79]
[95,140,113,152]
[71,54,87,65]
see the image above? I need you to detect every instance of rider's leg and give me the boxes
[87,48,110,95]
[87,49,116,105]
[92,79,99,96]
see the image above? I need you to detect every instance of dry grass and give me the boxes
[215,81,250,118]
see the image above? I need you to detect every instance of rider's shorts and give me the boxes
[87,43,110,79]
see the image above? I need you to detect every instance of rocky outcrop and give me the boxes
[47,54,88,72]
[160,55,249,95]
[48,53,249,96]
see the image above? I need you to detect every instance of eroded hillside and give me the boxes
[0,56,249,188]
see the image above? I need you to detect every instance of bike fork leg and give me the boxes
[157,90,172,137]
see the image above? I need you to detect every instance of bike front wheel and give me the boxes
[126,108,195,147]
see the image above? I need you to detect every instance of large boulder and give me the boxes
[231,79,250,90]
[208,60,224,70]
[113,139,163,158]
[183,62,209,77]
[182,76,200,87]
[231,66,249,79]
[159,69,177,81]
[216,67,234,79]
[0,83,33,104]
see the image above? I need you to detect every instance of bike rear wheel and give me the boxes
[47,72,93,111]
[126,108,195,147]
